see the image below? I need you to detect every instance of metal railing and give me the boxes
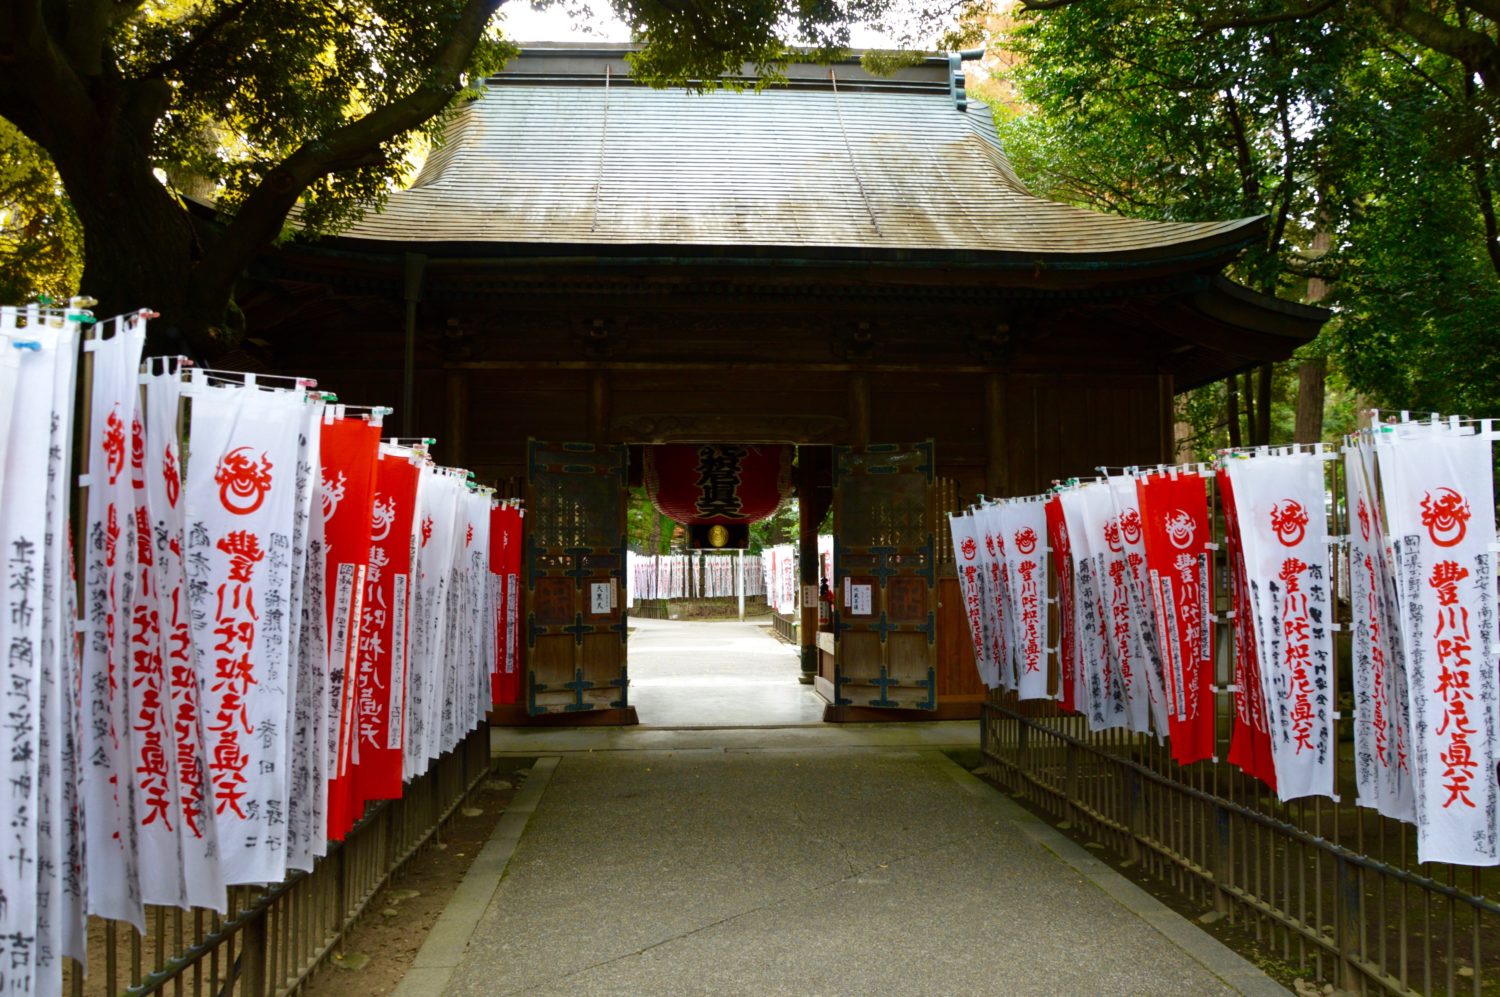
[981,701,1499,996]
[65,724,492,997]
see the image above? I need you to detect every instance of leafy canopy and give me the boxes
[988,0,1500,441]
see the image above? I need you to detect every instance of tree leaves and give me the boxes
[991,0,1500,441]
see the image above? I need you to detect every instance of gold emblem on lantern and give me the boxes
[707,524,730,548]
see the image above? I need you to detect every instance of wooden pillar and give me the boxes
[984,372,1008,498]
[797,446,833,683]
[401,252,426,437]
[848,372,870,447]
[445,370,468,468]
[587,370,610,443]
[1158,373,1176,463]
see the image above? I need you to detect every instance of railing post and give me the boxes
[241,911,269,997]
[1015,711,1029,778]
[1335,855,1362,990]
[1212,802,1231,915]
[1062,740,1080,828]
[1125,767,1143,864]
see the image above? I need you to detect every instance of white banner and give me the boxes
[130,367,226,911]
[286,398,325,871]
[1108,475,1170,734]
[1345,442,1416,822]
[2,318,63,995]
[1002,500,1051,701]
[408,468,459,772]
[1379,428,1499,865]
[36,313,87,991]
[79,316,147,929]
[1224,453,1336,802]
[975,505,1017,691]
[0,308,21,494]
[948,512,997,688]
[1060,486,1124,731]
[183,376,304,885]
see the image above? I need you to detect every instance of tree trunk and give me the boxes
[647,508,662,556]
[1240,371,1256,445]
[1295,358,1327,444]
[1226,376,1242,448]
[1256,363,1273,445]
[62,116,225,359]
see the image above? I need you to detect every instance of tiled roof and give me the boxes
[335,60,1262,261]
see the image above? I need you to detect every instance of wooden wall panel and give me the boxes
[935,577,983,697]
[1004,373,1166,495]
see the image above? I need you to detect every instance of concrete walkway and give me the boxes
[627,617,823,726]
[401,724,1287,997]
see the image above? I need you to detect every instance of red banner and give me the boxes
[353,450,419,804]
[1045,496,1078,714]
[1218,468,1277,791]
[319,415,381,841]
[1137,472,1214,765]
[490,504,523,706]
[645,444,791,524]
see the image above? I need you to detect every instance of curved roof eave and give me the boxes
[276,213,1268,278]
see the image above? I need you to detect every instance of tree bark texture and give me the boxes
[1226,376,1242,448]
[1256,363,1273,445]
[1295,358,1326,444]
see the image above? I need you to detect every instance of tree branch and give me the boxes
[0,0,99,150]
[1220,90,1260,213]
[1265,38,1297,288]
[1367,0,1500,90]
[132,0,261,83]
[1199,0,1340,32]
[61,0,140,74]
[189,0,504,315]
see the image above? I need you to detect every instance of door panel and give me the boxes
[525,440,629,714]
[832,442,937,709]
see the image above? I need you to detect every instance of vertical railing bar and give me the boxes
[1471,868,1482,997]
[1445,864,1456,997]
[105,918,119,997]
[1424,880,1433,997]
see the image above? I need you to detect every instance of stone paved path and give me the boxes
[412,728,1286,997]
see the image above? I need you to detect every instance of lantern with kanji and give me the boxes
[643,444,792,548]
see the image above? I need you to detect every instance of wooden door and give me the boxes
[524,440,629,714]
[832,442,937,709]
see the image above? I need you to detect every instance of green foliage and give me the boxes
[860,48,932,76]
[124,1,518,236]
[0,121,81,303]
[748,498,800,553]
[1325,43,1500,418]
[989,0,1500,441]
[628,482,799,555]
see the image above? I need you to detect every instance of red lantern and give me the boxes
[644,444,792,548]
